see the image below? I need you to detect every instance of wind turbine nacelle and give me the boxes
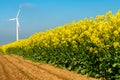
[9,18,16,21]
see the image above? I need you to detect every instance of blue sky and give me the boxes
[0,0,120,45]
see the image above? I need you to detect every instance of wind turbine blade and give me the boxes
[16,6,21,18]
[9,18,16,21]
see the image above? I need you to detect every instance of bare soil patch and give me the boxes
[0,54,97,80]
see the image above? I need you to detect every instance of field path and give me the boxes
[0,54,96,80]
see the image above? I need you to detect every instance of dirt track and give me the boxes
[0,54,97,80]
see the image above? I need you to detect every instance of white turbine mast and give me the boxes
[9,5,21,41]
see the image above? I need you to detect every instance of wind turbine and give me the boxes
[9,6,21,41]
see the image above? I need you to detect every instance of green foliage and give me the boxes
[0,46,3,54]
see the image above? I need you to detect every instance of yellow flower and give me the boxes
[106,11,112,18]
[84,31,90,36]
[105,45,111,49]
[89,47,93,52]
[96,15,105,21]
[95,50,98,54]
[113,30,119,36]
[72,34,78,40]
[116,10,120,17]
[118,27,120,32]
[72,40,77,45]
[104,34,109,41]
[113,42,119,48]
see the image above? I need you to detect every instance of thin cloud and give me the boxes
[21,3,34,8]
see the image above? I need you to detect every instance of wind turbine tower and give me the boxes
[9,6,21,41]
